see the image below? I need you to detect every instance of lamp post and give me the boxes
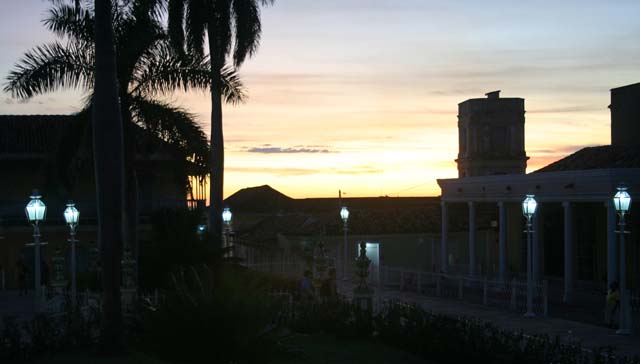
[63,201,79,305]
[522,194,537,318]
[222,207,232,257]
[613,186,632,335]
[340,206,349,281]
[25,190,47,310]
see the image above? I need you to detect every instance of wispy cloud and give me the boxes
[244,144,335,154]
[227,166,318,176]
[226,165,383,176]
[529,144,601,155]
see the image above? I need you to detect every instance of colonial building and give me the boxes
[0,114,193,289]
[438,83,640,303]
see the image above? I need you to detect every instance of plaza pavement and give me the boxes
[337,281,640,358]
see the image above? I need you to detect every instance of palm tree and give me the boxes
[92,0,125,353]
[167,0,273,248]
[5,0,245,257]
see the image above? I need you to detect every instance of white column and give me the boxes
[441,201,448,273]
[533,204,541,282]
[468,201,476,277]
[562,201,574,304]
[498,201,507,282]
[606,201,618,287]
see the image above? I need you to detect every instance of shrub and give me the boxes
[0,303,100,362]
[373,301,629,364]
[139,208,210,290]
[288,297,373,339]
[139,264,285,363]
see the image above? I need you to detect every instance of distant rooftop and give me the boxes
[534,145,640,173]
[224,185,443,244]
[0,115,75,155]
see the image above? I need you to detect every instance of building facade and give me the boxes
[439,84,640,303]
[0,114,190,289]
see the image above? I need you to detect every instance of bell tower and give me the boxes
[456,90,528,177]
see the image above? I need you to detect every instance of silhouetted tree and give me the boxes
[92,0,125,353]
[5,0,245,259]
[167,0,274,249]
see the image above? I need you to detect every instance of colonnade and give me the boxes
[440,200,619,303]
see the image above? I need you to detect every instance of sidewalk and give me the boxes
[338,281,640,358]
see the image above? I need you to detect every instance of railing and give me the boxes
[240,261,550,317]
[380,266,549,316]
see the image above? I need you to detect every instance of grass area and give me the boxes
[275,333,432,364]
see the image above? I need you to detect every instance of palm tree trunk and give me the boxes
[207,27,224,250]
[93,0,124,353]
[121,99,139,284]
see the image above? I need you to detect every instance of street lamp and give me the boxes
[222,207,233,257]
[25,190,47,310]
[340,206,349,281]
[522,194,537,318]
[63,201,79,306]
[613,186,632,335]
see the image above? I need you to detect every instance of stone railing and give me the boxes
[380,266,549,316]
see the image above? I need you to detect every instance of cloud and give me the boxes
[335,166,383,175]
[528,144,601,155]
[245,145,334,154]
[226,165,383,177]
[226,166,318,176]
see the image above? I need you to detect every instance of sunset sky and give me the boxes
[1,0,640,198]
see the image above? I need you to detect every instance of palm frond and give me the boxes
[4,42,94,99]
[43,2,95,44]
[220,65,246,105]
[116,4,166,86]
[231,0,261,67]
[131,44,246,104]
[130,96,209,176]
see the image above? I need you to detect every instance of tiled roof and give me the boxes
[0,114,184,160]
[227,185,443,245]
[534,145,640,173]
[0,115,76,155]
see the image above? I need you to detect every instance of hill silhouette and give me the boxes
[225,185,294,213]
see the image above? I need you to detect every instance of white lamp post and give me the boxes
[25,190,47,310]
[613,186,632,335]
[340,206,349,281]
[522,194,537,318]
[222,207,233,257]
[63,201,79,306]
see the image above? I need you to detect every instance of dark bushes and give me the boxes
[374,301,634,364]
[0,306,100,362]
[139,264,285,363]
